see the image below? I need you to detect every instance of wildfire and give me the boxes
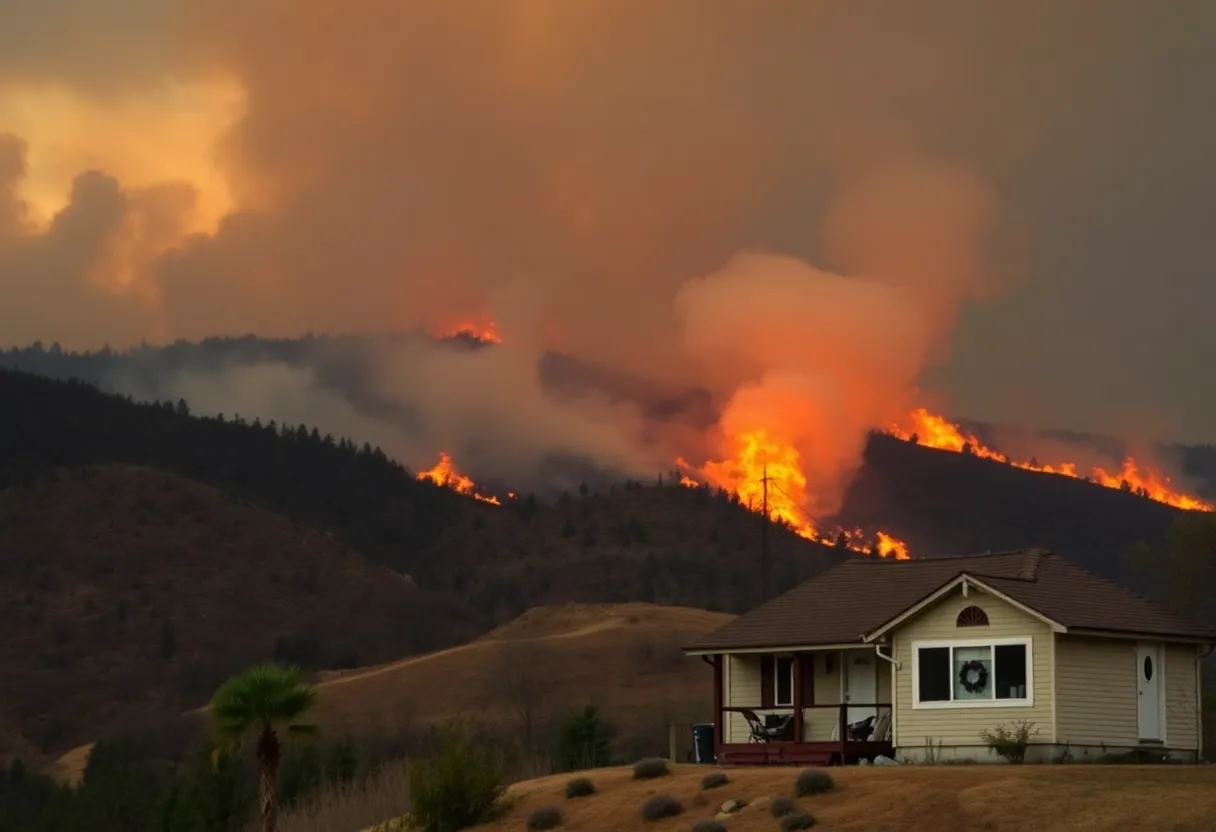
[416,452,501,505]
[889,408,1213,512]
[679,430,912,560]
[439,320,502,344]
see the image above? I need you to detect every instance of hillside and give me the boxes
[0,464,434,762]
[451,763,1216,832]
[310,603,733,759]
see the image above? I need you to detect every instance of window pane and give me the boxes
[917,647,951,702]
[994,644,1028,699]
[952,645,994,700]
[775,657,794,706]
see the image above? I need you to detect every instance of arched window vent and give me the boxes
[956,605,989,627]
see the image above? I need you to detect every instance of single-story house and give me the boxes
[683,548,1215,765]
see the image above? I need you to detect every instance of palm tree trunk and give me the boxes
[257,728,282,832]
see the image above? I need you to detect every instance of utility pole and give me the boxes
[760,464,771,604]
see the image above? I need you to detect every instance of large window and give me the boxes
[775,657,794,707]
[913,638,1031,708]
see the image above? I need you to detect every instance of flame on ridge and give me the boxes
[416,452,502,505]
[678,430,912,560]
[438,320,503,344]
[889,409,1213,512]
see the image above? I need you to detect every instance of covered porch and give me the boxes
[704,647,894,765]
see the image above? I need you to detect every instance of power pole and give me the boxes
[760,464,771,604]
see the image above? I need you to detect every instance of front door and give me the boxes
[844,650,877,724]
[1136,643,1163,742]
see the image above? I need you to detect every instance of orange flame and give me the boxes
[889,408,1213,512]
[678,430,911,559]
[439,320,503,344]
[416,452,501,505]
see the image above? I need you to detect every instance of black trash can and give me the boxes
[691,723,716,764]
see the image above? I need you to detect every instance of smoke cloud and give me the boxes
[2,1,1214,493]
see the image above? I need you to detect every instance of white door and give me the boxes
[1136,643,1163,741]
[844,650,878,723]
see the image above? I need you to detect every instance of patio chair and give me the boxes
[868,711,892,742]
[739,709,793,743]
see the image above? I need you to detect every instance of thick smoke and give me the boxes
[2,1,1213,484]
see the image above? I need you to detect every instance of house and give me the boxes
[683,549,1215,765]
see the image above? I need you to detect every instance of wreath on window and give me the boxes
[958,660,989,694]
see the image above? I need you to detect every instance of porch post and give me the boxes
[712,654,723,748]
[793,653,804,742]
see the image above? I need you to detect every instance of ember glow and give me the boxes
[889,408,1213,512]
[416,452,501,505]
[679,430,912,560]
[439,320,503,344]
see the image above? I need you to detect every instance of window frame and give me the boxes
[910,636,1034,710]
[773,656,795,707]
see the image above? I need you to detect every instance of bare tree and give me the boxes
[484,639,552,758]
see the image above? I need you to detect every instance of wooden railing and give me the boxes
[720,703,893,746]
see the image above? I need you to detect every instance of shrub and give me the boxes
[527,805,563,830]
[699,771,728,790]
[794,768,834,797]
[781,812,817,830]
[632,757,670,780]
[408,722,509,832]
[640,794,683,821]
[565,777,596,799]
[692,821,727,832]
[980,720,1039,764]
[556,705,616,771]
[770,796,795,818]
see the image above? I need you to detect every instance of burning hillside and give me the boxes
[888,409,1212,512]
[416,452,503,505]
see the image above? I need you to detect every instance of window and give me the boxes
[774,657,794,707]
[913,638,1031,708]
[956,605,989,627]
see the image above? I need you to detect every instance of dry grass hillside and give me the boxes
[470,763,1216,832]
[311,603,734,758]
[0,464,435,763]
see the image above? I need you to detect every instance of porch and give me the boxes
[706,647,895,766]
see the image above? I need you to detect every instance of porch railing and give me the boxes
[720,703,893,746]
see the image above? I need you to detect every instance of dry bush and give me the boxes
[276,758,412,832]
[631,757,670,780]
[794,768,834,796]
[770,795,795,817]
[640,794,682,821]
[781,811,817,830]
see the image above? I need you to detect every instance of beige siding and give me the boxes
[1054,635,1138,746]
[1166,643,1200,750]
[1054,638,1201,752]
[891,586,1055,757]
[804,652,843,740]
[724,655,761,743]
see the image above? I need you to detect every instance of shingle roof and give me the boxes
[684,549,1215,652]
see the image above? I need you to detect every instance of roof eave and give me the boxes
[683,640,868,656]
[1062,626,1216,645]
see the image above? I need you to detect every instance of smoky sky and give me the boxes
[1,0,1215,444]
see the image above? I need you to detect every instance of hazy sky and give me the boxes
[2,0,1214,443]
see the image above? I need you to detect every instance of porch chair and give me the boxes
[867,710,892,742]
[739,709,793,743]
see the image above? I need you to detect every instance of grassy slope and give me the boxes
[475,763,1216,832]
[311,603,734,756]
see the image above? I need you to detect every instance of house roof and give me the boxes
[684,549,1215,652]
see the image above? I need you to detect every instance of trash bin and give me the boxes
[691,723,716,764]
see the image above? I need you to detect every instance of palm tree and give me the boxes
[209,664,318,832]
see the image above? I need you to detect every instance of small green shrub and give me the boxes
[794,768,834,796]
[770,796,795,818]
[980,720,1039,764]
[408,722,509,832]
[699,771,728,790]
[556,705,616,771]
[632,757,670,780]
[640,794,682,821]
[565,777,595,798]
[781,811,816,830]
[527,805,563,830]
[692,821,727,832]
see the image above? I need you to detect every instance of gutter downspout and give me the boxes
[872,640,900,754]
[1197,644,1214,761]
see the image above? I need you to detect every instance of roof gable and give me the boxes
[684,549,1215,653]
